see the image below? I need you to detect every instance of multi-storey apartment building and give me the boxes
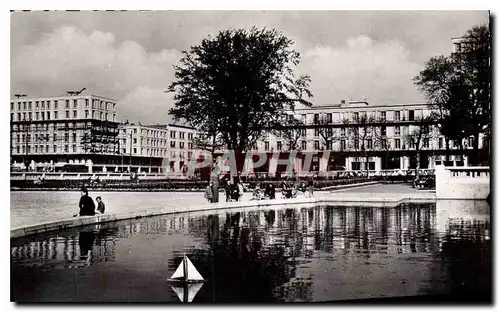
[9,92,202,174]
[118,123,198,173]
[10,94,120,172]
[150,124,197,172]
[253,100,484,174]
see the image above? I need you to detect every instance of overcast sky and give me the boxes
[11,10,489,124]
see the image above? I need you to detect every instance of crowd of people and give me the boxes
[204,178,315,203]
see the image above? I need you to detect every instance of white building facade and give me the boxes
[118,123,198,173]
[10,94,120,171]
[254,101,485,173]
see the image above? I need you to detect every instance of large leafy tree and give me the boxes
[414,24,491,165]
[168,27,313,159]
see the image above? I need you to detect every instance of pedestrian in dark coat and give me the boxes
[96,196,105,214]
[210,169,220,203]
[225,181,232,202]
[308,180,314,197]
[268,183,276,199]
[205,182,214,203]
[74,186,96,217]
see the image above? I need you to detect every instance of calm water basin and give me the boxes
[11,201,491,303]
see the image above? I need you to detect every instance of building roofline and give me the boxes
[167,123,196,130]
[293,102,431,111]
[141,123,196,130]
[90,94,117,101]
[10,94,117,102]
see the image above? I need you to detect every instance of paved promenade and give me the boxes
[11,183,437,238]
[334,183,436,194]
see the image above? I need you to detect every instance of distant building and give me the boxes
[146,124,198,172]
[10,94,120,172]
[118,123,198,173]
[250,100,486,174]
[9,92,203,174]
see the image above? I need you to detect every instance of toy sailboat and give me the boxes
[168,255,205,303]
[168,255,205,283]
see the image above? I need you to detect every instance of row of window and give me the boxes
[139,138,169,147]
[262,137,472,151]
[170,131,193,140]
[273,125,402,139]
[140,129,168,138]
[11,111,117,122]
[128,128,194,141]
[170,141,194,149]
[11,99,116,112]
[11,122,116,132]
[130,137,194,150]
[127,148,194,159]
[305,109,419,124]
[13,144,114,155]
[139,148,168,157]
[12,132,78,143]
[13,144,77,154]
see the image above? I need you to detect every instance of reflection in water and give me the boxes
[11,226,118,269]
[11,202,491,303]
[171,283,204,303]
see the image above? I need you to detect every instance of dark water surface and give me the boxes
[11,202,491,303]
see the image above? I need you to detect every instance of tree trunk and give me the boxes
[416,148,421,171]
[211,133,216,169]
[364,151,369,174]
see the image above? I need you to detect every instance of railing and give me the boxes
[435,165,490,200]
[11,167,440,182]
[10,171,188,181]
[446,166,490,178]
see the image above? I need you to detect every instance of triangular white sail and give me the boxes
[170,259,185,280]
[186,256,204,281]
[187,283,204,302]
[171,286,185,302]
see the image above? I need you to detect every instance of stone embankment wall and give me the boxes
[435,165,490,200]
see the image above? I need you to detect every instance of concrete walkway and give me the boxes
[11,183,436,239]
[335,183,436,194]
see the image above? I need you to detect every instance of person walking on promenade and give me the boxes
[210,167,220,203]
[307,179,314,198]
[225,180,232,202]
[205,182,214,203]
[96,196,106,214]
[252,182,262,200]
[73,186,96,217]
[298,181,307,197]
[237,181,244,201]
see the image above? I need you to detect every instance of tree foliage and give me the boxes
[168,27,313,153]
[413,24,491,164]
